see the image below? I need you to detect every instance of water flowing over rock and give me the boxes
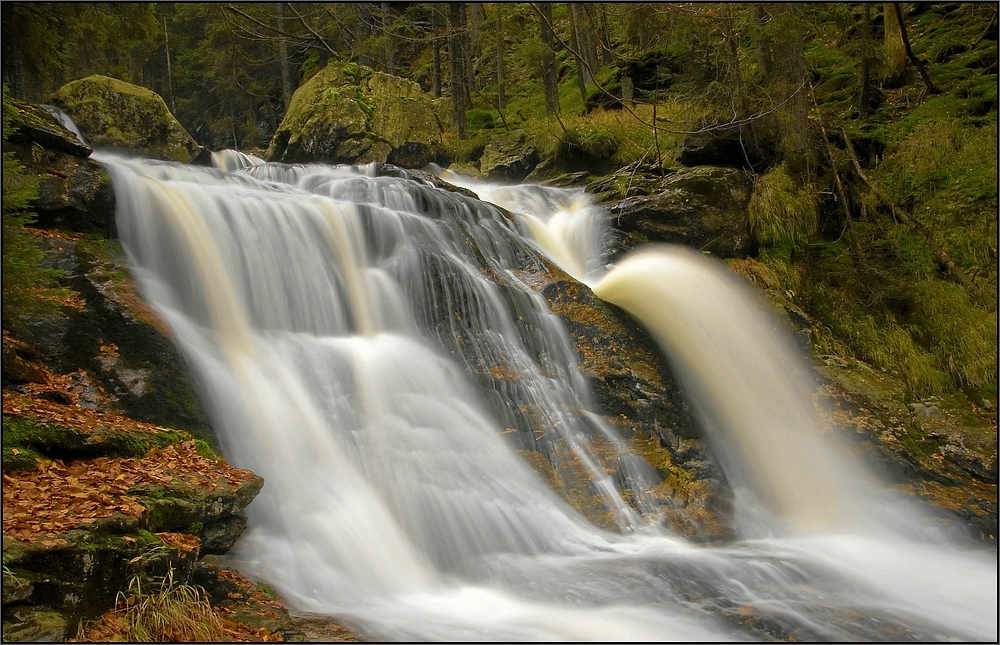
[266,63,444,167]
[89,142,997,640]
[6,103,996,641]
[49,75,207,164]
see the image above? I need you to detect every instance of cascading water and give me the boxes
[95,143,995,641]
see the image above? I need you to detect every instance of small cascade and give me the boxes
[434,167,611,284]
[42,104,89,145]
[92,145,997,641]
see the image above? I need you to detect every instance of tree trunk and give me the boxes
[752,3,813,175]
[594,6,613,65]
[884,2,907,88]
[162,13,175,114]
[496,4,505,112]
[569,3,589,103]
[432,8,442,97]
[621,75,633,107]
[448,3,468,138]
[859,3,873,119]
[276,3,292,112]
[469,3,486,57]
[539,3,560,115]
[890,2,940,94]
[381,2,394,74]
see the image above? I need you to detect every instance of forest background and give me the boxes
[3,2,997,401]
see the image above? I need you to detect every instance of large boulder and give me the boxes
[589,164,753,260]
[49,75,207,164]
[267,63,444,167]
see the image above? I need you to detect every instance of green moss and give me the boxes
[192,439,218,461]
[2,414,196,464]
[256,582,277,599]
[466,109,495,132]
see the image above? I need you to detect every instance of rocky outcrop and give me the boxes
[588,163,753,260]
[12,232,212,435]
[1,430,263,641]
[5,98,115,234]
[267,63,445,167]
[49,75,208,164]
[814,354,997,542]
[386,166,732,539]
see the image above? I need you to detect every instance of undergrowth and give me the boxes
[76,568,232,642]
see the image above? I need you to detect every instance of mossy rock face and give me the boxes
[5,97,115,234]
[590,165,753,260]
[1,523,197,641]
[49,75,203,163]
[21,235,212,436]
[479,130,540,182]
[267,63,443,167]
[365,71,443,148]
[814,354,998,542]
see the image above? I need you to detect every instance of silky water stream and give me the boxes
[98,150,996,642]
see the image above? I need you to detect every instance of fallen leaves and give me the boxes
[2,442,257,544]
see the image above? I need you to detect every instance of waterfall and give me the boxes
[97,149,996,641]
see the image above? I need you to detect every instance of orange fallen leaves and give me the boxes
[3,390,157,435]
[2,442,257,544]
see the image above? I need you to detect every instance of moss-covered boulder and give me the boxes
[49,75,206,164]
[479,130,540,182]
[267,63,444,167]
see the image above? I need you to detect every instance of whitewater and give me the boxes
[96,147,995,642]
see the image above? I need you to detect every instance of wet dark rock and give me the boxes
[677,128,753,168]
[1,522,201,641]
[5,98,116,235]
[129,476,264,552]
[589,165,753,260]
[25,236,211,436]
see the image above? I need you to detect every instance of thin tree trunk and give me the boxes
[432,8,442,97]
[569,3,589,102]
[382,2,393,74]
[449,3,467,138]
[859,3,873,119]
[890,2,940,94]
[162,13,175,114]
[883,2,907,87]
[496,4,505,112]
[621,75,633,108]
[276,3,292,111]
[539,3,560,115]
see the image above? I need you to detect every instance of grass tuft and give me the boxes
[747,163,818,248]
[76,569,233,642]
